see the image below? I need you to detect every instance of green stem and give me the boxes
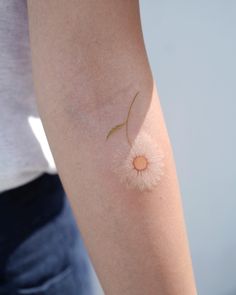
[105,91,139,143]
[125,91,139,147]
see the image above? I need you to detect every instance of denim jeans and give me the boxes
[0,173,94,295]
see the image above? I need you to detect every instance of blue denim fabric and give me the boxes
[0,173,94,295]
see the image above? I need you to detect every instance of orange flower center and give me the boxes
[133,155,148,171]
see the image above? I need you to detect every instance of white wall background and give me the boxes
[140,1,236,295]
[92,1,236,294]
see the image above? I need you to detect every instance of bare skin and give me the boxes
[27,1,198,294]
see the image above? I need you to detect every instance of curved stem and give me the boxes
[125,91,139,147]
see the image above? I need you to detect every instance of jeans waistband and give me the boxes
[0,173,66,262]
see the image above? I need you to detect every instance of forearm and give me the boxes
[27,1,197,294]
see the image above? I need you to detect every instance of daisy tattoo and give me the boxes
[106,92,164,191]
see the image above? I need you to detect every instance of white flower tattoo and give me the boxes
[106,92,164,191]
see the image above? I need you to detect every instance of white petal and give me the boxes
[111,131,164,192]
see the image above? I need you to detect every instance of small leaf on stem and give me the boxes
[106,122,126,140]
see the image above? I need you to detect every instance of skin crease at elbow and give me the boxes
[106,91,165,192]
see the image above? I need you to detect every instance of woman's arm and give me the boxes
[27,1,197,294]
